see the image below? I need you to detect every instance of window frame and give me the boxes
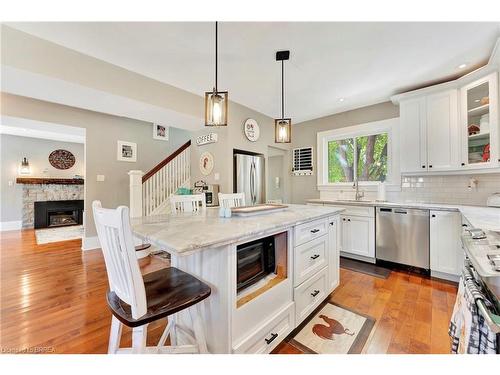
[317,118,400,191]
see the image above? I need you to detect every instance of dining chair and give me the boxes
[170,194,206,213]
[92,201,211,354]
[218,192,246,208]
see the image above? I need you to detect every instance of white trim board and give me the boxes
[81,236,100,251]
[0,116,86,143]
[0,220,22,231]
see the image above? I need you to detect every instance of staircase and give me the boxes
[129,140,191,217]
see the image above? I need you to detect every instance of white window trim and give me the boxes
[316,117,400,192]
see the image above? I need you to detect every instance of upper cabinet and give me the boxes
[459,72,498,169]
[394,69,499,174]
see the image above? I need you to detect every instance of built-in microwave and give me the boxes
[236,235,276,292]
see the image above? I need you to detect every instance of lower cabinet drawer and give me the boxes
[294,267,328,326]
[294,235,328,287]
[232,303,294,354]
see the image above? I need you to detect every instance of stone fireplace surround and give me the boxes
[22,184,84,228]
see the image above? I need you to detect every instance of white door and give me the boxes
[400,97,427,173]
[426,90,459,171]
[430,210,462,276]
[328,216,340,292]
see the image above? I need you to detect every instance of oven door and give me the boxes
[237,243,266,292]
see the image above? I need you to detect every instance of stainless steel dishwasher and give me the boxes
[376,207,430,269]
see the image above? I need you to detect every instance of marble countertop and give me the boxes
[131,204,344,256]
[307,199,500,232]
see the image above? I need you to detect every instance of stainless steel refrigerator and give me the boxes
[234,153,265,205]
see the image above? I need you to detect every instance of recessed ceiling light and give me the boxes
[338,98,345,102]
[457,63,467,69]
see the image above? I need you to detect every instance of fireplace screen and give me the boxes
[48,210,78,227]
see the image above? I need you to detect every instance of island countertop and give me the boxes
[131,204,344,256]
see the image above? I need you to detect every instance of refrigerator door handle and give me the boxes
[249,162,255,204]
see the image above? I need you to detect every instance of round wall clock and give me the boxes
[244,118,260,142]
[199,151,214,176]
[48,149,76,170]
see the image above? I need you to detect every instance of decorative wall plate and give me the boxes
[48,149,76,170]
[244,118,260,142]
[199,152,214,176]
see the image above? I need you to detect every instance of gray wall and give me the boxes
[290,101,400,203]
[190,102,292,202]
[267,155,285,201]
[0,134,85,222]
[1,93,191,237]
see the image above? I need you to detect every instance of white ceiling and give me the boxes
[6,22,500,123]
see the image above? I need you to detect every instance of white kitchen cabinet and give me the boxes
[459,72,499,169]
[400,97,427,173]
[426,90,459,171]
[340,214,375,261]
[399,89,459,173]
[396,69,499,174]
[327,215,340,292]
[430,210,462,278]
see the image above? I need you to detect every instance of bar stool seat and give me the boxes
[107,267,211,328]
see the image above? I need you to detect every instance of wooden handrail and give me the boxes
[142,140,191,183]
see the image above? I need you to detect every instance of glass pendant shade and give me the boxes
[274,118,292,143]
[19,157,31,175]
[205,89,228,126]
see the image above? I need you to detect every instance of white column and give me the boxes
[128,170,144,218]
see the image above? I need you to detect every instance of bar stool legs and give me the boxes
[108,316,122,354]
[190,304,208,354]
[132,325,148,354]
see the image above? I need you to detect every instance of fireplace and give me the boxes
[34,200,84,229]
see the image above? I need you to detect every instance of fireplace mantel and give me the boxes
[16,177,84,185]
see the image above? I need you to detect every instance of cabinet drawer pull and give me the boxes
[329,222,335,226]
[422,165,426,168]
[310,229,320,233]
[310,290,320,297]
[347,219,351,222]
[265,333,278,345]
[429,165,433,168]
[461,163,465,166]
[310,254,320,260]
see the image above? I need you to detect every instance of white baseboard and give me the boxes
[0,220,22,231]
[82,236,100,251]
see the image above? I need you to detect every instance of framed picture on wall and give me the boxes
[117,140,137,162]
[153,123,169,141]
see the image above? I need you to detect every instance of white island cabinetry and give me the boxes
[131,204,343,354]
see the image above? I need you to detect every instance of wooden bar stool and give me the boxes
[92,201,211,354]
[218,192,246,208]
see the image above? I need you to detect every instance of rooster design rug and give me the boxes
[289,302,375,354]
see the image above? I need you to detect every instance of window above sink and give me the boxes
[317,118,400,192]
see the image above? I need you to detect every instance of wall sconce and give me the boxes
[19,157,31,175]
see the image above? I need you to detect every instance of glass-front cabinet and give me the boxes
[460,72,499,169]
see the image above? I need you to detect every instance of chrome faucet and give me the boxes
[353,180,364,201]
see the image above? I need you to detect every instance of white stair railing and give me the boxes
[129,141,191,217]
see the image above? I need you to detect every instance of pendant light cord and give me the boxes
[215,21,218,92]
[281,60,284,119]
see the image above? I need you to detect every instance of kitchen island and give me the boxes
[131,204,344,353]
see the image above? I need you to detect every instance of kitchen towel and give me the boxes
[449,267,498,354]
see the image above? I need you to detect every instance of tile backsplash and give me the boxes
[393,174,500,205]
[319,173,500,206]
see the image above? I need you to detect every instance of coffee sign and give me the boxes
[244,118,260,142]
[196,133,218,146]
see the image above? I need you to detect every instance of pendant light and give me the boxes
[205,21,228,126]
[275,50,291,143]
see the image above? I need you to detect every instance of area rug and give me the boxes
[340,257,391,279]
[288,302,375,354]
[35,225,83,245]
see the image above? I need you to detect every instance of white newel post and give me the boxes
[128,170,144,218]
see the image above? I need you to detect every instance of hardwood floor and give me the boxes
[1,229,457,354]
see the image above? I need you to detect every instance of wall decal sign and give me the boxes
[199,152,214,176]
[196,133,218,146]
[244,118,260,142]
